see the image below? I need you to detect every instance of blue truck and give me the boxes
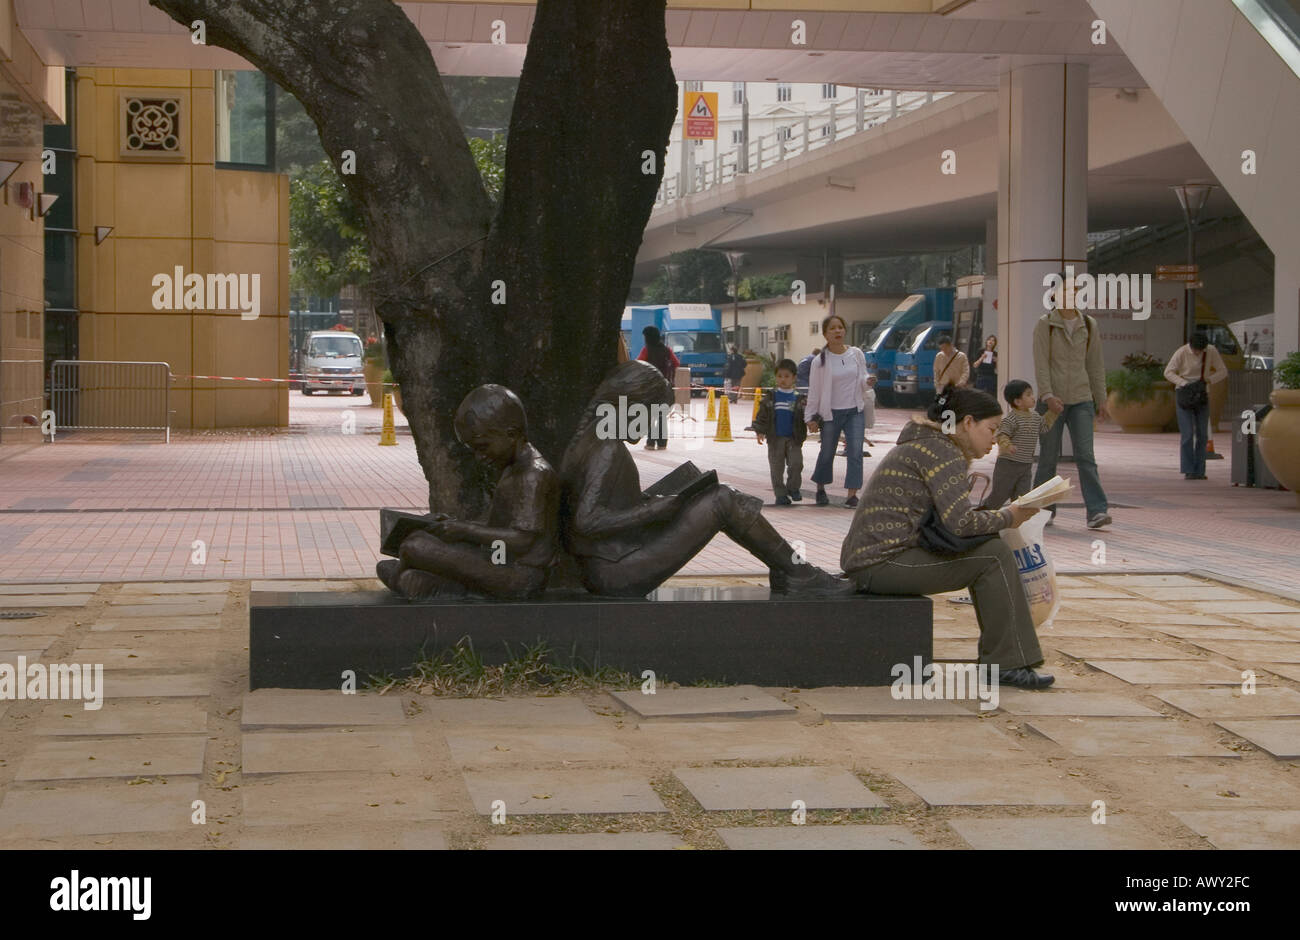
[860,288,954,406]
[622,304,726,391]
[891,320,954,408]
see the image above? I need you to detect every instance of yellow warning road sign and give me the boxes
[684,91,718,140]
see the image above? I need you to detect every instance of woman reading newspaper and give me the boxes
[839,384,1056,689]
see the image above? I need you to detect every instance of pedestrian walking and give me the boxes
[796,348,818,391]
[753,359,807,505]
[725,345,747,403]
[636,325,678,450]
[807,314,871,508]
[980,379,1043,509]
[1032,281,1111,528]
[933,334,970,390]
[1165,333,1227,480]
[973,335,998,396]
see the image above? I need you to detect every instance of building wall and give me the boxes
[728,292,906,362]
[74,68,289,430]
[0,0,62,455]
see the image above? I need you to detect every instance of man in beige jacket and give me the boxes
[1032,302,1112,529]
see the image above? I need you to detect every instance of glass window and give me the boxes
[731,130,743,144]
[216,70,275,168]
[684,81,703,92]
[732,82,744,105]
[1195,324,1240,357]
[822,83,837,99]
[44,232,76,311]
[307,335,362,358]
[776,83,792,102]
[664,332,723,354]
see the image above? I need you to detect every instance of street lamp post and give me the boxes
[724,250,745,351]
[1171,182,1217,344]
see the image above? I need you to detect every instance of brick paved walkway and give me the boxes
[1,574,1298,849]
[0,394,1294,591]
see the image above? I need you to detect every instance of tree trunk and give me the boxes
[151,0,676,512]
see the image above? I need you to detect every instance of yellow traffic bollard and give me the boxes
[752,385,763,421]
[379,391,398,446]
[714,392,733,442]
[705,386,716,421]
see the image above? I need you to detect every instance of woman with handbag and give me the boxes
[1164,333,1227,480]
[839,384,1053,689]
[807,314,872,507]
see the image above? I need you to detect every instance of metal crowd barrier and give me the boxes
[48,360,172,443]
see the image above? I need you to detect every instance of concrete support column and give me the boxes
[997,61,1089,392]
[1276,268,1299,365]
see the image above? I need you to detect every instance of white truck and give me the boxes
[300,330,366,396]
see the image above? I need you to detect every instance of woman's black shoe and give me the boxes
[998,667,1055,689]
[815,490,829,506]
[845,496,859,508]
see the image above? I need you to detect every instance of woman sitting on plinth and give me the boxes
[560,360,849,597]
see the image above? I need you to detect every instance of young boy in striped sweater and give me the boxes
[980,380,1043,510]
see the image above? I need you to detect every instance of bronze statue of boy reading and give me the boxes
[376,384,559,600]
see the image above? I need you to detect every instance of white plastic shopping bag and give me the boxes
[999,512,1059,628]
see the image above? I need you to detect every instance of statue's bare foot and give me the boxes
[377,559,404,594]
[397,568,446,601]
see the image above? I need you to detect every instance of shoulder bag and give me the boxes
[917,506,998,555]
[1175,348,1208,410]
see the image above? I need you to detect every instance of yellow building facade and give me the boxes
[74,68,289,431]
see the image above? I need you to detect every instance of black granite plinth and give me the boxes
[249,586,933,690]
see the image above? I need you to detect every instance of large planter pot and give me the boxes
[1107,382,1175,433]
[1259,389,1300,506]
[363,361,384,407]
[741,359,764,389]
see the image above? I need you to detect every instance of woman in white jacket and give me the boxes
[806,314,874,507]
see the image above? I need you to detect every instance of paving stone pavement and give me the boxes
[0,572,1298,849]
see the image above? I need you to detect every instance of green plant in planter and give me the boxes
[1106,351,1166,404]
[363,336,385,365]
[1275,351,1300,390]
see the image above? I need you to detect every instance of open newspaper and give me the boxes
[1011,475,1071,510]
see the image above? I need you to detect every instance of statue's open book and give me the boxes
[1011,475,1072,510]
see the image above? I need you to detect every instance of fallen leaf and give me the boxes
[531,793,552,800]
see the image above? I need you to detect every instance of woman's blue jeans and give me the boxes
[812,407,865,491]
[1176,402,1209,476]
[1032,400,1109,518]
